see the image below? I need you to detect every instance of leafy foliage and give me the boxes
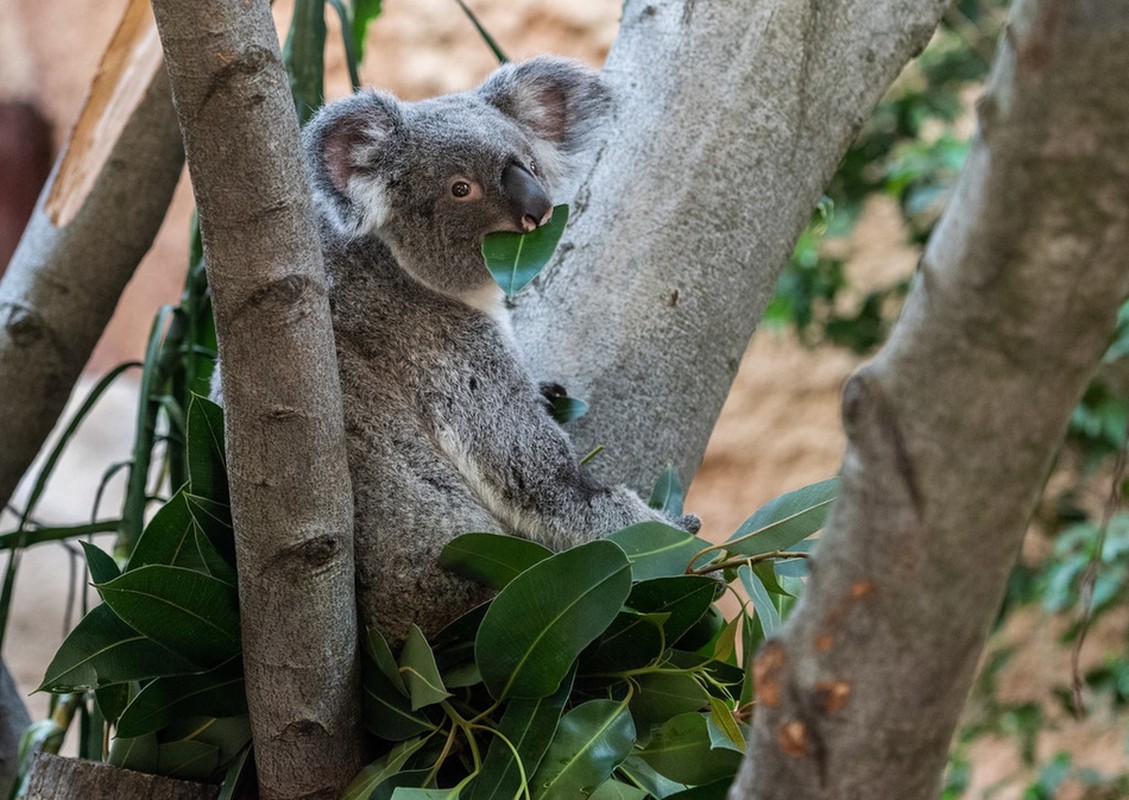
[30,370,836,797]
[39,396,248,783]
[338,478,837,798]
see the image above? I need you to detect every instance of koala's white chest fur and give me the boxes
[457,283,513,342]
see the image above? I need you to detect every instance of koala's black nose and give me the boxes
[501,164,553,232]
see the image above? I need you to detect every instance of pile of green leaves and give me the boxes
[37,396,249,784]
[343,477,837,799]
[34,408,836,798]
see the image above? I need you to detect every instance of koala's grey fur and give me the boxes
[266,57,696,644]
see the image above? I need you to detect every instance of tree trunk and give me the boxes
[733,1,1129,796]
[24,753,218,800]
[514,0,949,493]
[148,0,362,797]
[0,0,183,513]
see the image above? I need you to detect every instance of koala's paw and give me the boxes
[673,513,702,535]
[539,382,568,404]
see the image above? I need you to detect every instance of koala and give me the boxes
[298,57,698,645]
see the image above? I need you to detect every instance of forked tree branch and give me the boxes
[148,0,362,797]
[734,1,1129,796]
[515,0,949,493]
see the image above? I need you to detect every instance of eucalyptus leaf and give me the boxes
[636,712,742,786]
[664,778,735,800]
[706,697,745,751]
[724,477,838,556]
[400,625,450,711]
[97,564,241,669]
[109,731,160,774]
[752,560,791,598]
[126,492,208,573]
[649,465,685,517]
[673,606,724,652]
[186,394,227,503]
[184,493,236,573]
[432,603,488,677]
[342,737,432,800]
[590,780,648,800]
[218,747,255,800]
[739,565,781,639]
[629,673,710,734]
[95,683,132,725]
[367,627,408,695]
[439,533,552,590]
[548,395,588,425]
[193,524,237,586]
[391,788,458,799]
[628,576,718,645]
[81,541,120,584]
[156,738,221,782]
[363,673,435,741]
[39,604,200,692]
[188,715,253,767]
[530,699,636,799]
[115,660,247,737]
[467,669,574,800]
[608,523,703,580]
[481,204,569,298]
[617,757,689,798]
[582,610,667,674]
[477,540,631,700]
[363,633,434,741]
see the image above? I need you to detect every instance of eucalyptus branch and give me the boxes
[689,550,809,577]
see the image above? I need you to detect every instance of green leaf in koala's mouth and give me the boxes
[481,203,570,299]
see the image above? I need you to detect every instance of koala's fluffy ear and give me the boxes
[303,91,404,237]
[478,57,612,189]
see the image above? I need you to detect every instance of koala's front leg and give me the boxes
[432,369,696,551]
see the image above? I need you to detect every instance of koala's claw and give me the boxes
[539,382,568,403]
[675,513,702,535]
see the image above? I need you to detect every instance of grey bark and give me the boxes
[0,661,29,798]
[148,0,362,797]
[515,0,949,493]
[25,753,218,800]
[0,4,183,513]
[733,1,1129,797]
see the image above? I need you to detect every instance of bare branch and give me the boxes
[735,1,1129,796]
[148,0,362,795]
[514,0,948,492]
[0,0,183,511]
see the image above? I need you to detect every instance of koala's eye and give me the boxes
[528,161,537,175]
[449,176,482,202]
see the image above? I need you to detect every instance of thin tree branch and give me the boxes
[735,1,1129,796]
[147,0,362,796]
[0,0,183,513]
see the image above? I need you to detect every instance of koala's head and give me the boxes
[304,56,611,297]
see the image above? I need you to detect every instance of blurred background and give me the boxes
[1,1,1126,796]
